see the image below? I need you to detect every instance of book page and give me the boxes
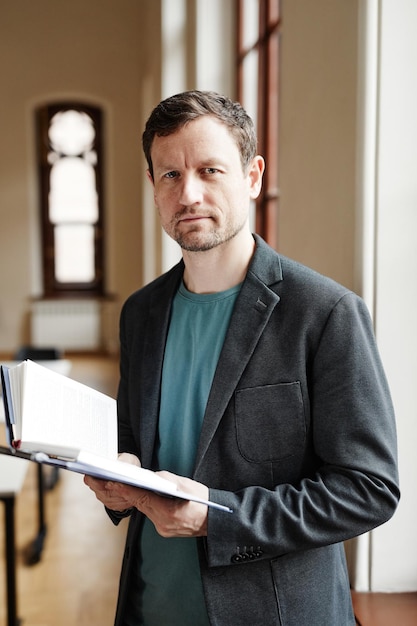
[14,360,117,459]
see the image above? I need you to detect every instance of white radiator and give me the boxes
[31,300,101,351]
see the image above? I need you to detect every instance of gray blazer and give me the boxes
[113,235,399,625]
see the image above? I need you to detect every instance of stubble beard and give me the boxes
[169,216,246,252]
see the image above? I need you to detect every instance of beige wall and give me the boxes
[0,0,159,352]
[279,0,358,290]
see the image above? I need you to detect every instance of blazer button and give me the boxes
[231,547,244,563]
[254,547,263,558]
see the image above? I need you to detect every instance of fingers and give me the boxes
[84,475,104,489]
[117,452,141,467]
[83,471,209,538]
[83,475,136,511]
[132,488,208,538]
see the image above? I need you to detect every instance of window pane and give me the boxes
[237,0,280,247]
[49,110,95,155]
[242,0,260,49]
[54,224,95,282]
[49,157,98,223]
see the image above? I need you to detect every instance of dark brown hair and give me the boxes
[142,90,258,179]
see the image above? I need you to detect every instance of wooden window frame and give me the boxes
[36,102,105,297]
[236,0,281,248]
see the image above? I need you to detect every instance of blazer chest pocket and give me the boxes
[235,382,305,462]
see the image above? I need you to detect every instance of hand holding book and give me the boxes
[85,462,211,537]
[0,360,231,513]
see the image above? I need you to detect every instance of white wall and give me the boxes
[369,0,417,592]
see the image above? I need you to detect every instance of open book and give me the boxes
[0,360,231,512]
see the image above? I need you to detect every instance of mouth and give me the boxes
[178,214,212,225]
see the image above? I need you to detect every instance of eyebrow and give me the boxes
[155,157,227,172]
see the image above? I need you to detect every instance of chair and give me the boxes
[14,346,63,361]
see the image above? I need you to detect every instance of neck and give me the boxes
[182,229,255,294]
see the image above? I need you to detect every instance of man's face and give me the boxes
[148,116,263,252]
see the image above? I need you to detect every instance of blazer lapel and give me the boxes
[138,263,184,467]
[194,238,283,473]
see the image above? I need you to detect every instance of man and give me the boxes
[85,90,399,625]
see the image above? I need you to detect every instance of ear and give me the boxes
[248,156,265,200]
[146,169,154,186]
[146,169,158,204]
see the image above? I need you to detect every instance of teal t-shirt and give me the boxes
[135,281,241,626]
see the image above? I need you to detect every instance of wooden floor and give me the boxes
[1,355,416,625]
[352,591,417,626]
[0,355,128,626]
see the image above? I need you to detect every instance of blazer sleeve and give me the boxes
[204,292,400,568]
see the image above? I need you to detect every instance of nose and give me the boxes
[179,174,203,206]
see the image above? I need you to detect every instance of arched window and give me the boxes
[36,102,105,296]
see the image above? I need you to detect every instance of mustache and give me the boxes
[173,207,213,221]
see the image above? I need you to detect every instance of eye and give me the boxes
[164,170,179,179]
[203,167,219,175]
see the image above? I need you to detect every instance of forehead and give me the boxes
[150,116,240,164]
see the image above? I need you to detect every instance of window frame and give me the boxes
[36,102,105,297]
[236,0,281,248]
